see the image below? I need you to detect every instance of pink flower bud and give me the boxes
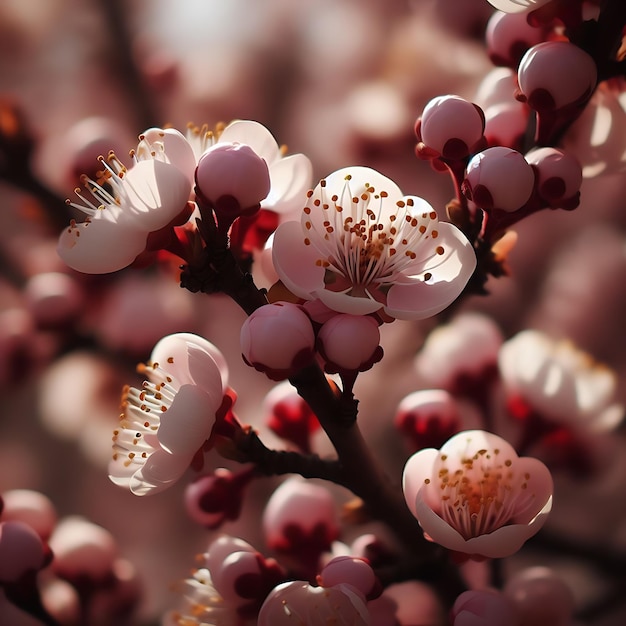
[486,10,547,68]
[463,146,535,212]
[195,142,270,215]
[517,41,597,113]
[318,556,376,599]
[263,381,320,453]
[452,589,521,626]
[23,272,84,329]
[317,314,383,374]
[240,302,315,380]
[49,517,118,583]
[394,389,461,451]
[525,147,582,208]
[263,478,339,556]
[417,95,485,160]
[0,521,49,583]
[184,468,253,529]
[504,566,575,626]
[484,102,530,151]
[0,489,57,541]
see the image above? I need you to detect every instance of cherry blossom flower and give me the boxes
[498,330,624,432]
[402,430,553,559]
[272,166,476,321]
[58,142,193,274]
[109,333,228,496]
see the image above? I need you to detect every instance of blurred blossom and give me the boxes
[272,166,476,321]
[403,430,553,559]
[451,589,521,626]
[109,333,228,495]
[415,312,503,392]
[498,330,624,432]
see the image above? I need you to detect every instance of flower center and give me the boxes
[425,448,534,540]
[111,358,178,468]
[302,175,444,295]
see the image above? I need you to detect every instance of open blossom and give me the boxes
[272,166,476,321]
[498,330,624,431]
[109,333,228,496]
[58,134,193,274]
[402,430,553,559]
[487,0,552,13]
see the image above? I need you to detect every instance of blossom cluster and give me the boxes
[2,0,626,625]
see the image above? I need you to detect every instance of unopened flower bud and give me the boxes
[264,381,320,453]
[525,147,582,209]
[452,589,521,626]
[195,142,270,217]
[184,468,253,529]
[263,478,339,558]
[394,389,461,451]
[317,314,383,374]
[49,517,117,583]
[517,41,597,113]
[0,521,49,583]
[318,556,377,599]
[0,489,57,542]
[486,10,546,68]
[416,95,485,161]
[463,146,535,212]
[504,566,575,626]
[240,302,315,380]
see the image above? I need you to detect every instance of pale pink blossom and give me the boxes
[402,430,553,559]
[58,146,192,274]
[498,330,624,432]
[272,166,476,321]
[109,333,228,496]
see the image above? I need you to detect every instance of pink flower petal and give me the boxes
[128,450,190,496]
[402,448,439,517]
[157,384,216,455]
[272,221,325,298]
[315,288,383,316]
[264,153,313,215]
[219,120,281,163]
[57,213,146,274]
[123,159,192,231]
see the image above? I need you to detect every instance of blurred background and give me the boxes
[1,0,626,624]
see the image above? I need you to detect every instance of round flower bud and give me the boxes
[452,589,521,626]
[0,521,49,583]
[463,146,535,212]
[263,477,339,556]
[240,302,315,380]
[49,517,117,583]
[24,272,84,329]
[484,103,530,151]
[517,41,597,113]
[394,389,461,452]
[525,147,582,208]
[317,314,382,374]
[0,489,57,541]
[318,556,377,599]
[486,10,546,68]
[195,142,271,215]
[417,95,485,160]
[504,567,575,626]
